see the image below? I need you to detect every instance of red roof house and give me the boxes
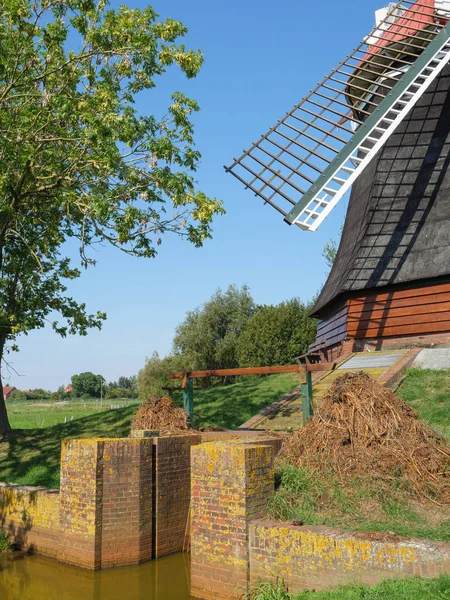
[3,386,16,401]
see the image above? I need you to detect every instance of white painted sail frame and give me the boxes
[293,35,450,231]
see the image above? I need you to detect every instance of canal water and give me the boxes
[0,552,192,600]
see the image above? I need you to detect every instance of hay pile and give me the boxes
[131,396,190,434]
[281,371,450,503]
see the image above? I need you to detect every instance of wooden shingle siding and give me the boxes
[347,281,450,339]
[309,304,348,351]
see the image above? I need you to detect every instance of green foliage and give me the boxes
[322,238,339,270]
[322,224,343,271]
[8,388,51,401]
[245,575,450,600]
[0,0,224,432]
[245,579,291,600]
[138,287,317,397]
[71,372,104,398]
[0,531,10,553]
[137,350,188,399]
[108,375,137,391]
[8,390,27,402]
[238,299,317,367]
[105,387,137,399]
[173,284,255,371]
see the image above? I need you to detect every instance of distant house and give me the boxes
[64,384,72,393]
[3,386,16,401]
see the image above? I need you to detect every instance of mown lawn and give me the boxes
[0,373,298,488]
[247,575,450,600]
[6,398,139,429]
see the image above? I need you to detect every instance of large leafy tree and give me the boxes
[173,285,255,371]
[237,299,317,367]
[0,0,223,434]
[71,371,104,397]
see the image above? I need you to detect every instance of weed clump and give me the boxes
[281,371,450,504]
[130,396,190,435]
[0,532,10,553]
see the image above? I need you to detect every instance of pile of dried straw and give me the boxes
[281,371,450,503]
[131,396,190,435]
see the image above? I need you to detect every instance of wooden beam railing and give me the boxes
[167,363,336,427]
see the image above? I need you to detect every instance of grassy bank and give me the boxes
[268,464,450,542]
[246,575,450,599]
[396,368,450,439]
[171,373,298,430]
[0,374,298,487]
[267,368,450,542]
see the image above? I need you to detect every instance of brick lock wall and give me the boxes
[0,484,62,559]
[191,442,274,600]
[249,522,450,593]
[59,437,154,569]
[153,434,201,558]
[1,434,200,570]
[59,439,104,569]
[100,438,153,567]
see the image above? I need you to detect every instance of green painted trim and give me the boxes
[285,21,450,225]
[183,378,194,428]
[301,371,313,423]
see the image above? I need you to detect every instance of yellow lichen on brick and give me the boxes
[0,485,60,530]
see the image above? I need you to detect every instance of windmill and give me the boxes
[226,0,450,358]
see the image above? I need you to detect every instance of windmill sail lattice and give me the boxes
[225,0,450,231]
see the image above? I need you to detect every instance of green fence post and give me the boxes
[183,377,194,428]
[301,370,313,423]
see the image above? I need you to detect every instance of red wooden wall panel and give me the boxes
[347,282,450,339]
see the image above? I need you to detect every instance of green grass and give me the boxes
[7,398,139,429]
[396,368,450,439]
[0,374,298,488]
[172,373,298,430]
[245,575,450,599]
[268,464,450,542]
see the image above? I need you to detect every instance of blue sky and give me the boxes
[6,0,384,391]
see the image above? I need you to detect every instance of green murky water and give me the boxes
[0,552,192,600]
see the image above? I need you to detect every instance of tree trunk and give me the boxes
[0,343,11,435]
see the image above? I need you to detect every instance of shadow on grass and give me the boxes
[173,374,299,430]
[0,405,136,489]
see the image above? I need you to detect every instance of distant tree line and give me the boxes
[69,373,138,399]
[137,284,317,399]
[8,374,138,401]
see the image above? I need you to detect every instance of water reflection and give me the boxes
[0,552,192,600]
